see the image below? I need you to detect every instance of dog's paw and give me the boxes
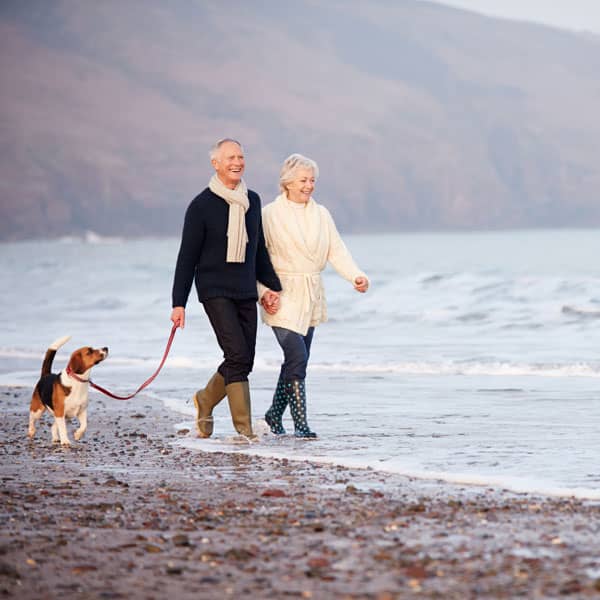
[74,430,84,441]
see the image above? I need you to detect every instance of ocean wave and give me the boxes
[307,360,600,378]
[421,273,453,285]
[562,305,600,319]
[57,230,123,244]
[156,356,600,378]
[2,347,599,378]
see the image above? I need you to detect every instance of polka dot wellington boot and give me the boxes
[287,379,317,439]
[264,376,287,435]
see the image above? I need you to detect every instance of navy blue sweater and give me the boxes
[172,188,281,306]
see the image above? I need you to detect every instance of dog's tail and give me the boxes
[41,335,72,377]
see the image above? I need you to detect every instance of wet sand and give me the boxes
[1,385,600,599]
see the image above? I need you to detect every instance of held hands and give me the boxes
[261,290,280,315]
[171,306,185,329]
[354,276,369,293]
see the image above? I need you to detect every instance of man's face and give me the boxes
[212,141,245,189]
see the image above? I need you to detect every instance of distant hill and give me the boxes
[1,0,600,240]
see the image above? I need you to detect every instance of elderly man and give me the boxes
[171,138,281,440]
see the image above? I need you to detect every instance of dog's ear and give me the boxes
[69,351,85,374]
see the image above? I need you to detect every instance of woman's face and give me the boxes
[286,167,315,204]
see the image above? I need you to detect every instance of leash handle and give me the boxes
[75,325,178,401]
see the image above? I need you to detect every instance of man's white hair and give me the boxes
[209,138,243,160]
[279,153,319,194]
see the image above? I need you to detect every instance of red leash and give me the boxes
[66,325,178,400]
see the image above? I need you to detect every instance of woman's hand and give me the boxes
[354,276,369,293]
[261,290,280,315]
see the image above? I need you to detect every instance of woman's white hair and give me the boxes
[209,138,243,160]
[279,153,319,194]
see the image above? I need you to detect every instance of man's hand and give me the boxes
[171,306,186,329]
[354,276,369,293]
[261,290,280,315]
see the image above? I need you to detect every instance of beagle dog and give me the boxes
[28,336,108,446]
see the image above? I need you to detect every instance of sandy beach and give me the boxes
[1,385,599,599]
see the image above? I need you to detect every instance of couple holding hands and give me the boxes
[171,138,369,440]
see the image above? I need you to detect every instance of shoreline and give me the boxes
[2,385,600,598]
[175,438,600,503]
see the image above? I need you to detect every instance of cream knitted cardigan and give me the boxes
[258,194,367,335]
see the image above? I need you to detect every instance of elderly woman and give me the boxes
[258,154,369,438]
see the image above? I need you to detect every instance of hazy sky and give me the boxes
[425,0,600,34]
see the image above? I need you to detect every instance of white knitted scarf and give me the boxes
[209,174,249,263]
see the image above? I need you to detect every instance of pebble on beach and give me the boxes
[1,385,600,599]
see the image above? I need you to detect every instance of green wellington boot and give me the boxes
[287,379,317,439]
[225,381,257,440]
[264,376,287,435]
[193,372,226,438]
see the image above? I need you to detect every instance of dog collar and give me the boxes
[65,366,89,383]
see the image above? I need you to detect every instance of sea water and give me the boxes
[1,230,599,499]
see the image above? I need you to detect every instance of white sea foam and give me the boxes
[55,230,123,244]
[5,346,598,379]
[84,230,124,244]
[173,435,600,501]
[307,360,600,377]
